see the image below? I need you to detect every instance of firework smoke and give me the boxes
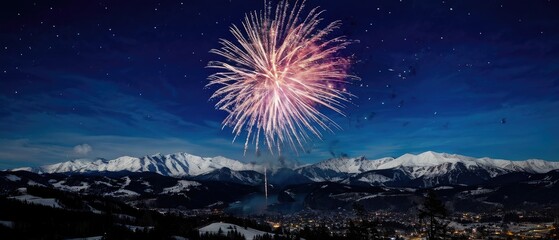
[207,0,358,154]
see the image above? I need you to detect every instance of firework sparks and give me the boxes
[207,0,358,154]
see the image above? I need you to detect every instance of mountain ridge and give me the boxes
[9,151,559,188]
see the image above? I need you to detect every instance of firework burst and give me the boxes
[207,0,358,155]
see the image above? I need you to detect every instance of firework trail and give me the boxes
[207,0,358,155]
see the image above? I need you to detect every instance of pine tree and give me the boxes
[418,190,448,240]
[226,229,246,240]
[254,233,274,240]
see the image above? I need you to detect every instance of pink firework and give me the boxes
[207,0,358,154]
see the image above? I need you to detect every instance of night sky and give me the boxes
[1,0,558,169]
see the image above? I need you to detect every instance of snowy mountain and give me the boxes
[298,151,559,187]
[31,152,263,177]
[193,168,264,185]
[295,156,395,182]
[14,151,559,188]
[373,151,559,174]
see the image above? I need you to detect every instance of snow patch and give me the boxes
[199,222,273,240]
[105,189,140,197]
[0,220,15,229]
[162,180,201,194]
[462,188,495,196]
[118,224,154,232]
[27,180,45,187]
[4,174,21,182]
[65,236,103,240]
[94,181,114,187]
[120,176,131,188]
[358,174,391,183]
[87,204,103,214]
[10,194,63,208]
[52,181,90,192]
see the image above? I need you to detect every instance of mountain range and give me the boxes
[10,151,559,188]
[3,151,559,213]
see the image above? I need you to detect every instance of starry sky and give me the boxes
[1,0,559,169]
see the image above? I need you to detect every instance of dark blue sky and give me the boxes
[1,0,558,169]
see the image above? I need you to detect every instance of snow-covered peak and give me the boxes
[297,151,559,184]
[39,158,98,174]
[300,156,394,174]
[373,151,558,172]
[15,151,559,184]
[34,152,263,177]
[377,151,475,169]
